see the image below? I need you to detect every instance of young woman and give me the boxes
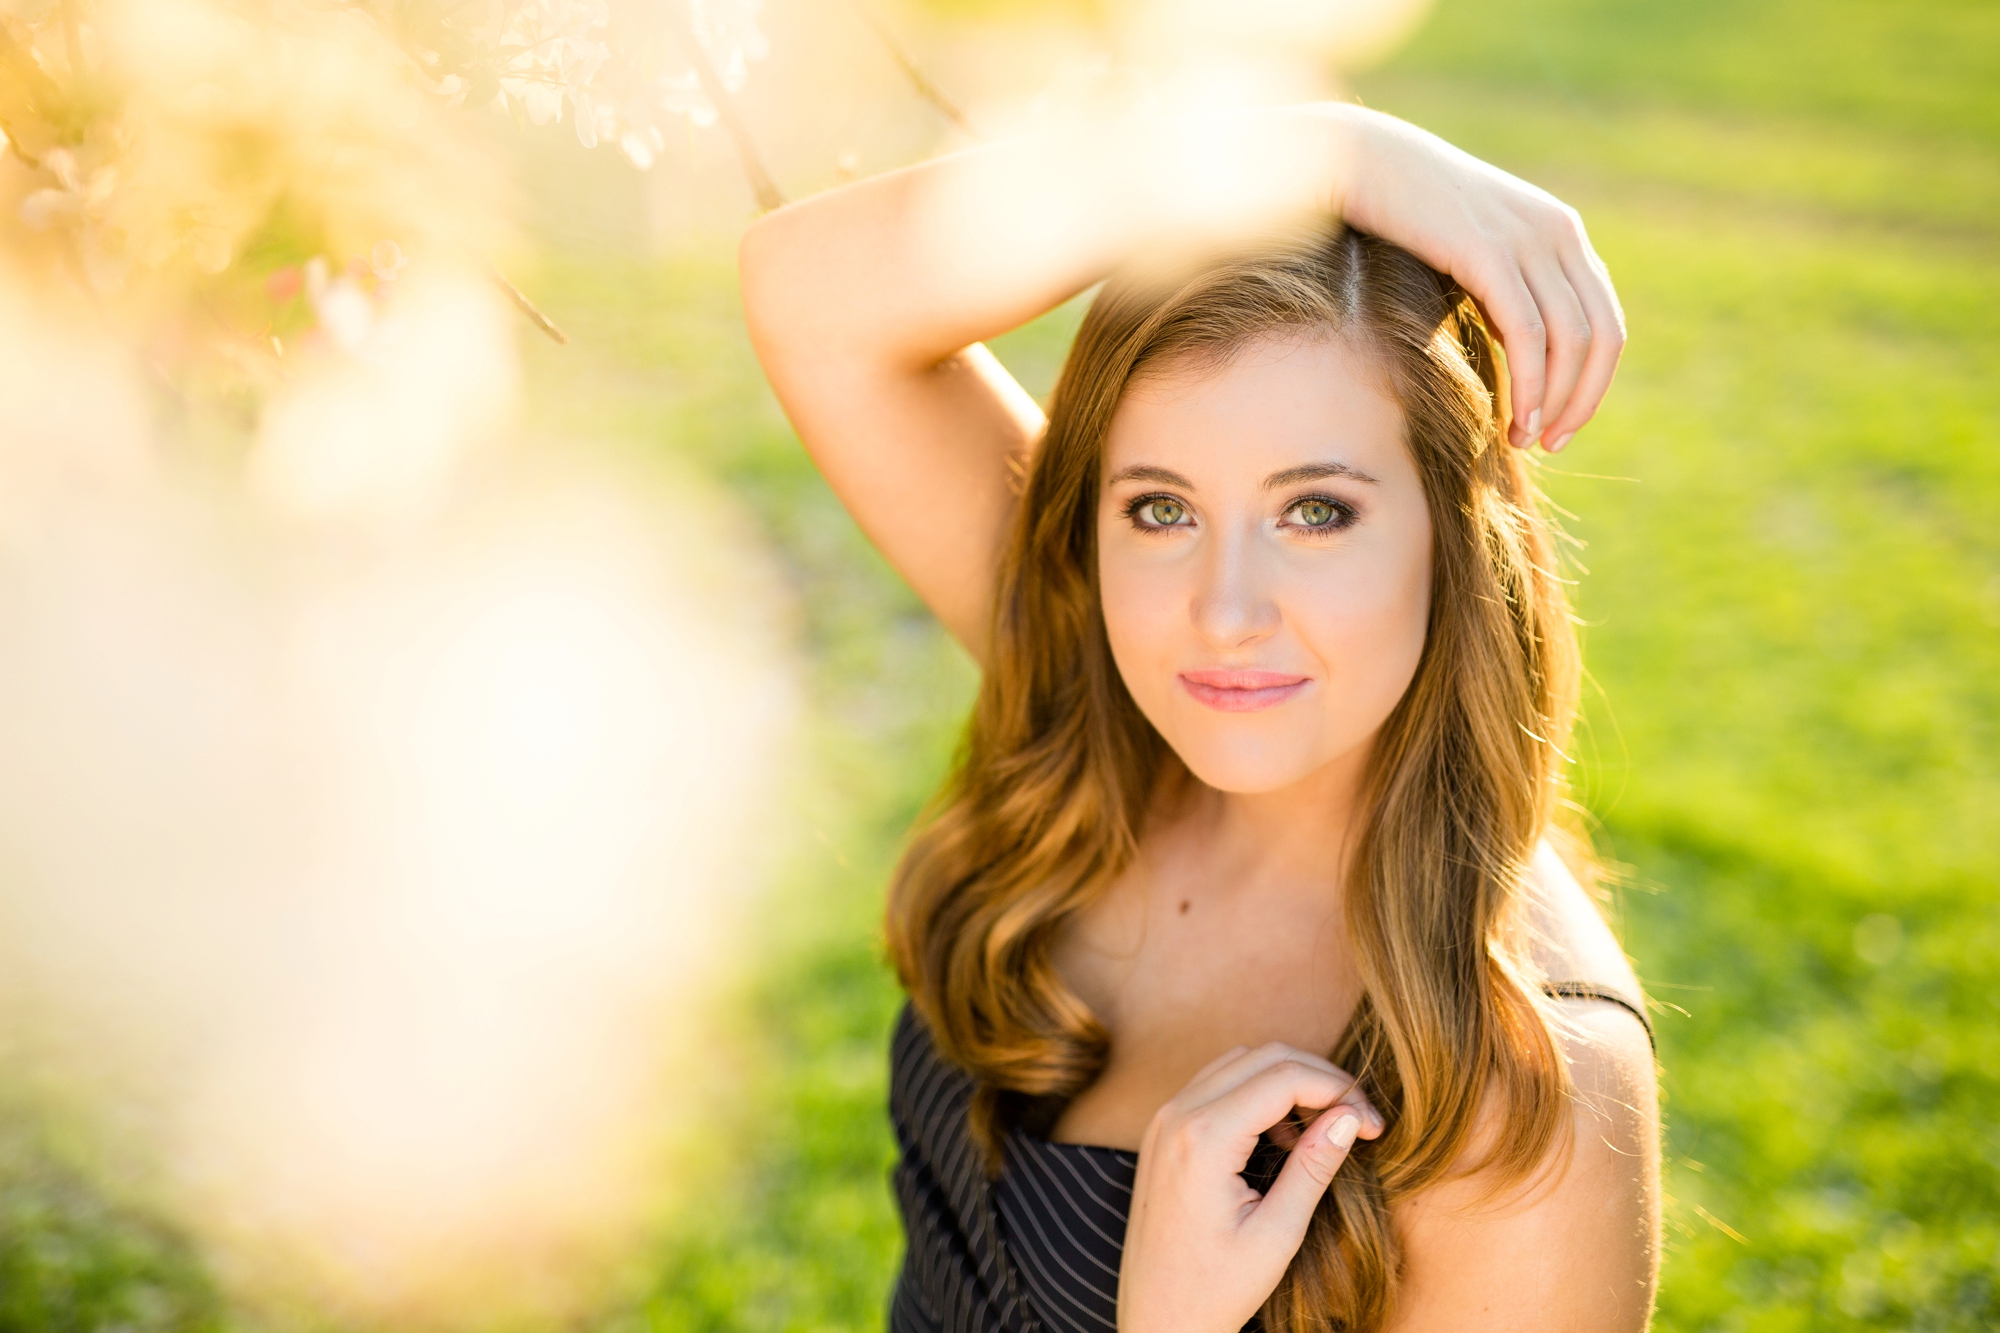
[739,103,1657,1333]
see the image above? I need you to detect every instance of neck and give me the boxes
[1168,742,1373,894]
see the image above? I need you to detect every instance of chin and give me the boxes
[1167,737,1327,796]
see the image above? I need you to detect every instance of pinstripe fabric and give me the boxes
[888,1004,1278,1333]
[995,1136,1134,1332]
[890,1002,1023,1333]
[887,985,1649,1333]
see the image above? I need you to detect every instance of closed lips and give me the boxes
[1178,670,1311,712]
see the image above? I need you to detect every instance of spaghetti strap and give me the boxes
[1540,980,1656,1053]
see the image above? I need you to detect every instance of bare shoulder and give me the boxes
[1388,1003,1661,1332]
[1523,839,1644,1004]
[1381,837,1664,1328]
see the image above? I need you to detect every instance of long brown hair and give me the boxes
[887,225,1582,1332]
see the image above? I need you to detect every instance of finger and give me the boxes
[1182,1044,1385,1136]
[1244,1108,1362,1247]
[1265,1094,1383,1149]
[1181,1043,1350,1109]
[1464,264,1548,448]
[1288,1088,1384,1136]
[1522,259,1592,449]
[1179,1042,1316,1104]
[1540,246,1627,453]
[1269,1055,1385,1137]
[1190,1061,1365,1164]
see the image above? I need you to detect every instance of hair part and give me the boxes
[888,225,1583,1332]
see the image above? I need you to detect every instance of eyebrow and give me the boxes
[1104,461,1382,490]
[1104,464,1195,488]
[1261,461,1381,489]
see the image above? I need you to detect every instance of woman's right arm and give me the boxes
[738,105,1624,660]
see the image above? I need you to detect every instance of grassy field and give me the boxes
[0,0,1993,1330]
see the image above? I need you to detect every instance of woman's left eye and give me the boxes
[1284,496,1354,532]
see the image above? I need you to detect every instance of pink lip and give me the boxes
[1178,669,1311,713]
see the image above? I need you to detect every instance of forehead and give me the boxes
[1103,335,1408,484]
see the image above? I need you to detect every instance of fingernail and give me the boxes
[1548,431,1574,453]
[1327,1114,1360,1152]
[1526,408,1542,437]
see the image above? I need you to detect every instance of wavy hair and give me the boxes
[887,225,1582,1332]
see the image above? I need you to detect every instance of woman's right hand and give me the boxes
[1117,1043,1386,1333]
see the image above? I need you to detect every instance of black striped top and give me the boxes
[886,988,1652,1333]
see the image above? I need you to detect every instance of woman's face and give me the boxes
[1097,334,1433,795]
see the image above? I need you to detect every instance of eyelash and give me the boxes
[1119,492,1360,536]
[1120,493,1189,532]
[1282,493,1360,535]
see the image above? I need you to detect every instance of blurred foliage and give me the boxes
[0,1120,221,1333]
[3,0,1996,1329]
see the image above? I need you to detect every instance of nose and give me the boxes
[1189,524,1281,650]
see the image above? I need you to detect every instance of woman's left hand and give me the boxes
[1117,1042,1386,1333]
[1338,107,1627,453]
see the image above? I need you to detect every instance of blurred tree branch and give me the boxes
[847,0,978,138]
[664,1,784,212]
[482,259,569,345]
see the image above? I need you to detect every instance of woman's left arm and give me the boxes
[1390,1007,1661,1331]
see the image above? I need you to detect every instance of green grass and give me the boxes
[2,0,1995,1329]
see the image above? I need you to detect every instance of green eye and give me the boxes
[1294,500,1337,527]
[1145,498,1186,526]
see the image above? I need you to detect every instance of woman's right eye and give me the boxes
[1131,496,1190,529]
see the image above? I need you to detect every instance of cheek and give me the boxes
[1299,525,1434,722]
[1096,529,1183,697]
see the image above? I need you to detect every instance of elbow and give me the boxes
[736,207,835,372]
[739,203,823,358]
[738,209,875,375]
